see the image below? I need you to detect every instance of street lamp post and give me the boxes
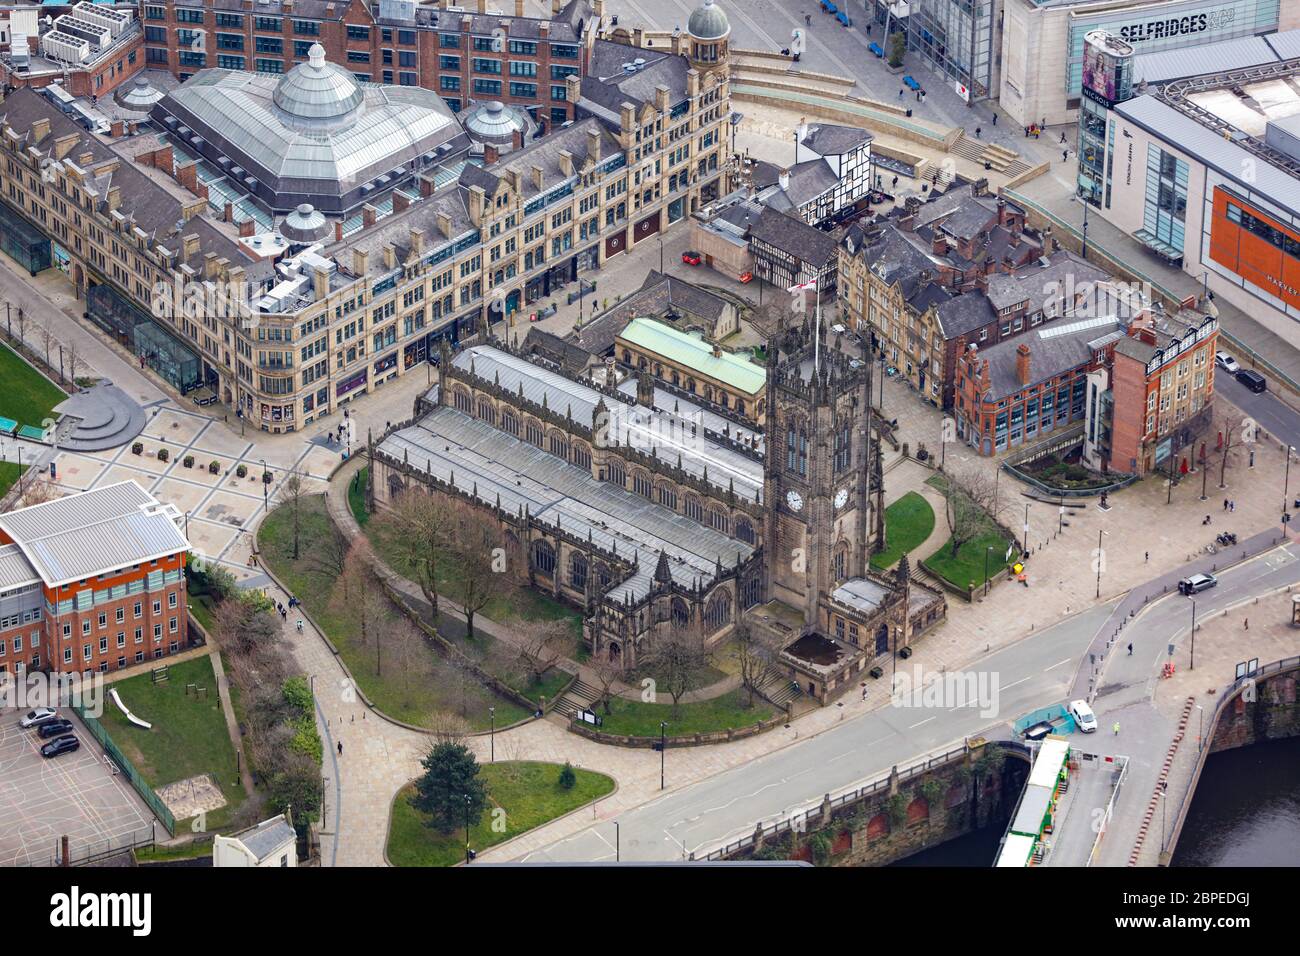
[489,706,495,762]
[1190,599,1197,672]
[1284,446,1294,532]
[184,511,190,541]
[659,721,667,790]
[259,458,268,514]
[1197,704,1204,751]
[465,794,472,864]
[1200,442,1208,501]
[1023,502,1030,554]
[615,820,620,862]
[983,546,992,598]
[658,235,664,275]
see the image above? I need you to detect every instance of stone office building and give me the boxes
[0,2,733,432]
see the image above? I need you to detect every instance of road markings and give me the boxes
[1044,657,1072,672]
[909,715,937,729]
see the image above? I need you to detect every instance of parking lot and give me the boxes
[0,708,155,866]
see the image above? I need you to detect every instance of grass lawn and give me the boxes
[387,761,614,866]
[96,656,245,830]
[187,592,218,635]
[0,460,27,499]
[134,838,213,864]
[348,467,370,528]
[0,342,65,429]
[924,530,1014,591]
[260,496,536,729]
[870,492,936,570]
[595,688,773,738]
[364,509,583,638]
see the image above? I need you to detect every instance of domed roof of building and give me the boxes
[116,76,165,112]
[462,100,532,147]
[688,0,730,40]
[271,43,365,130]
[279,203,331,244]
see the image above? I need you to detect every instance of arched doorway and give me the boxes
[608,641,621,662]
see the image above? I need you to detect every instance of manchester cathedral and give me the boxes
[368,304,945,705]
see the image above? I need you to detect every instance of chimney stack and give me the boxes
[353,248,369,276]
[484,143,499,165]
[1016,344,1031,386]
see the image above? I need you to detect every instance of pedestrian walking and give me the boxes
[297,619,305,634]
[992,113,997,126]
[1127,642,1133,655]
[975,126,982,138]
[1062,149,1069,162]
[805,13,811,26]
[1060,131,1066,144]
[1144,551,1149,562]
[1230,500,1235,512]
[337,740,343,755]
[1245,618,1249,630]
[1224,498,1229,511]
[1112,722,1120,735]
[899,88,905,100]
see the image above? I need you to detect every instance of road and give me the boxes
[518,544,1300,863]
[1217,368,1300,454]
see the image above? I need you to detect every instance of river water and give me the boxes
[1171,736,1300,867]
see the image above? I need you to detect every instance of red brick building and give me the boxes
[141,0,594,128]
[0,481,190,678]
[0,2,144,99]
[1085,310,1218,476]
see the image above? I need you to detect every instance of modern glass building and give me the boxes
[871,0,997,100]
[1076,30,1134,208]
[0,202,52,275]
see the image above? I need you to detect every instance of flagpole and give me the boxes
[814,273,821,377]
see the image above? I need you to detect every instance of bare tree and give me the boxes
[447,498,505,640]
[36,323,54,378]
[586,646,625,715]
[309,508,354,582]
[378,487,450,616]
[426,711,471,748]
[642,622,712,719]
[513,618,571,687]
[281,465,306,560]
[734,614,780,708]
[359,580,393,677]
[14,307,26,351]
[939,467,1001,558]
[1218,412,1248,490]
[388,616,428,702]
[16,475,59,509]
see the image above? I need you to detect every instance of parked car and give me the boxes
[37,719,75,739]
[681,250,702,266]
[1068,700,1097,733]
[738,271,753,284]
[19,707,58,728]
[41,735,80,759]
[1215,351,1240,374]
[1235,368,1267,393]
[1179,572,1218,595]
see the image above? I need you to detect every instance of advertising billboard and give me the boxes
[1067,0,1280,96]
[1081,30,1134,107]
[1209,187,1300,310]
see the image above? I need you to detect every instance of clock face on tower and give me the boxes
[834,488,849,510]
[786,489,804,512]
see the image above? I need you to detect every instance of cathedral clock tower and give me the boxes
[762,319,879,627]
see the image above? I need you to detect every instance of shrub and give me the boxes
[183,455,195,468]
[888,31,905,68]
[209,460,220,474]
[558,761,576,790]
[157,448,169,462]
[236,464,248,478]
[262,471,273,484]
[131,442,143,455]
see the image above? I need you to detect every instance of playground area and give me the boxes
[0,707,154,866]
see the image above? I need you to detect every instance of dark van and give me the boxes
[1236,369,1267,393]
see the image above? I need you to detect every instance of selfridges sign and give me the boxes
[1117,8,1237,44]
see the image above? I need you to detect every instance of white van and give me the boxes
[1069,699,1097,733]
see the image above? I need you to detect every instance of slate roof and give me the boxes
[0,90,272,285]
[799,123,871,156]
[935,293,997,339]
[746,205,839,267]
[229,816,296,863]
[971,321,1122,401]
[985,252,1110,311]
[466,117,621,202]
[523,327,597,376]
